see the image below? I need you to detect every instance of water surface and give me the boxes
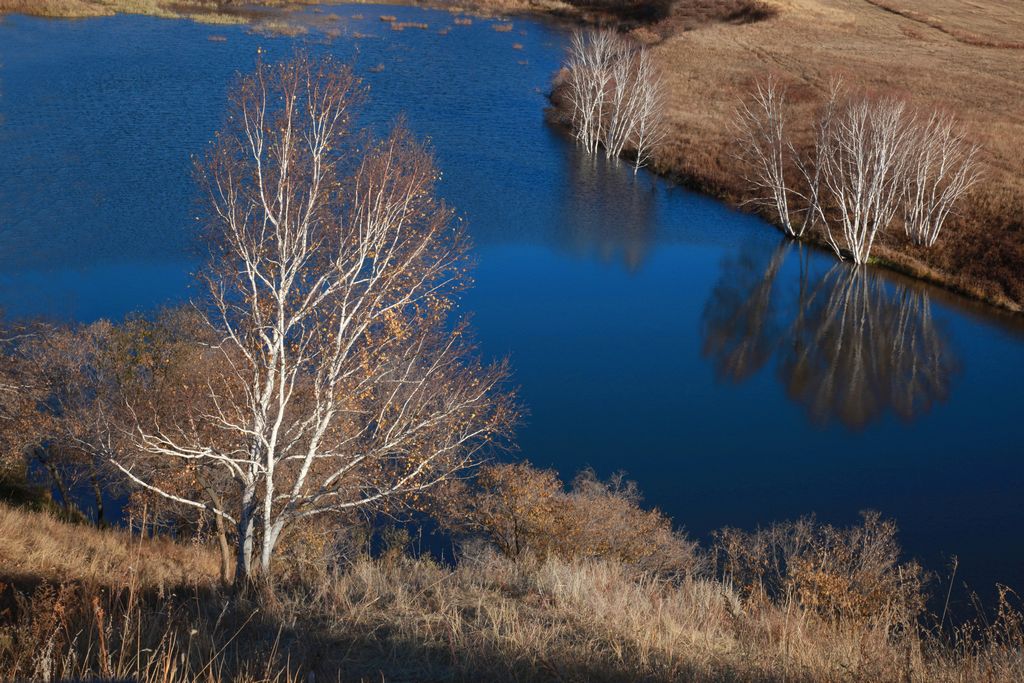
[1,4,1022,599]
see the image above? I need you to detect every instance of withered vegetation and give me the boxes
[1,467,1023,682]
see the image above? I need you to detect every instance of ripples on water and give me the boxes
[0,5,1023,596]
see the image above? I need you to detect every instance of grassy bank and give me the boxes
[0,0,553,22]
[0,498,221,587]
[542,0,1024,312]
[1,501,1022,682]
[653,0,1023,312]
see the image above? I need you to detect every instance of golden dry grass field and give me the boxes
[2,502,1023,682]
[0,503,221,587]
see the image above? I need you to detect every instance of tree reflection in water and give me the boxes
[702,242,957,429]
[701,245,787,382]
[557,149,658,272]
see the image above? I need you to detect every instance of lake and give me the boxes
[1,3,1022,600]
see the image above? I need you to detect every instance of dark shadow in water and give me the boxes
[556,148,658,272]
[702,242,958,429]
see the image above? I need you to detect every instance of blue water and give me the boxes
[1,5,1022,600]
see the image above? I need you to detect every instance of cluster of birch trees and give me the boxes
[735,77,981,264]
[563,29,665,172]
[0,55,517,588]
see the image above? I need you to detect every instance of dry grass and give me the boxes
[0,0,108,18]
[0,503,220,589]
[1,506,1022,682]
[864,0,1024,50]
[390,19,429,30]
[249,18,308,36]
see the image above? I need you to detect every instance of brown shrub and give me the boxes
[714,511,926,625]
[437,462,702,577]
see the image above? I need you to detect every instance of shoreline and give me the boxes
[542,105,1024,334]
[644,146,1024,315]
[529,1,1024,315]
[0,0,584,23]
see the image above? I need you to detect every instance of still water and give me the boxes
[1,5,1022,596]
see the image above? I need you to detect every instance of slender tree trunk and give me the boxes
[260,460,275,575]
[200,481,233,586]
[35,446,71,514]
[261,517,286,576]
[235,486,257,589]
[90,474,105,528]
[214,515,232,586]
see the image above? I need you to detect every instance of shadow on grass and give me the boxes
[0,569,824,683]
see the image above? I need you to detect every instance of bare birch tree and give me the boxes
[603,37,641,160]
[734,77,983,262]
[566,30,616,155]
[902,113,981,247]
[793,79,842,242]
[112,55,516,586]
[737,79,847,242]
[735,77,800,237]
[734,78,838,239]
[820,96,914,264]
[630,49,665,173]
[564,29,664,169]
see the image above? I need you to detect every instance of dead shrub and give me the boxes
[714,511,926,625]
[437,462,702,578]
